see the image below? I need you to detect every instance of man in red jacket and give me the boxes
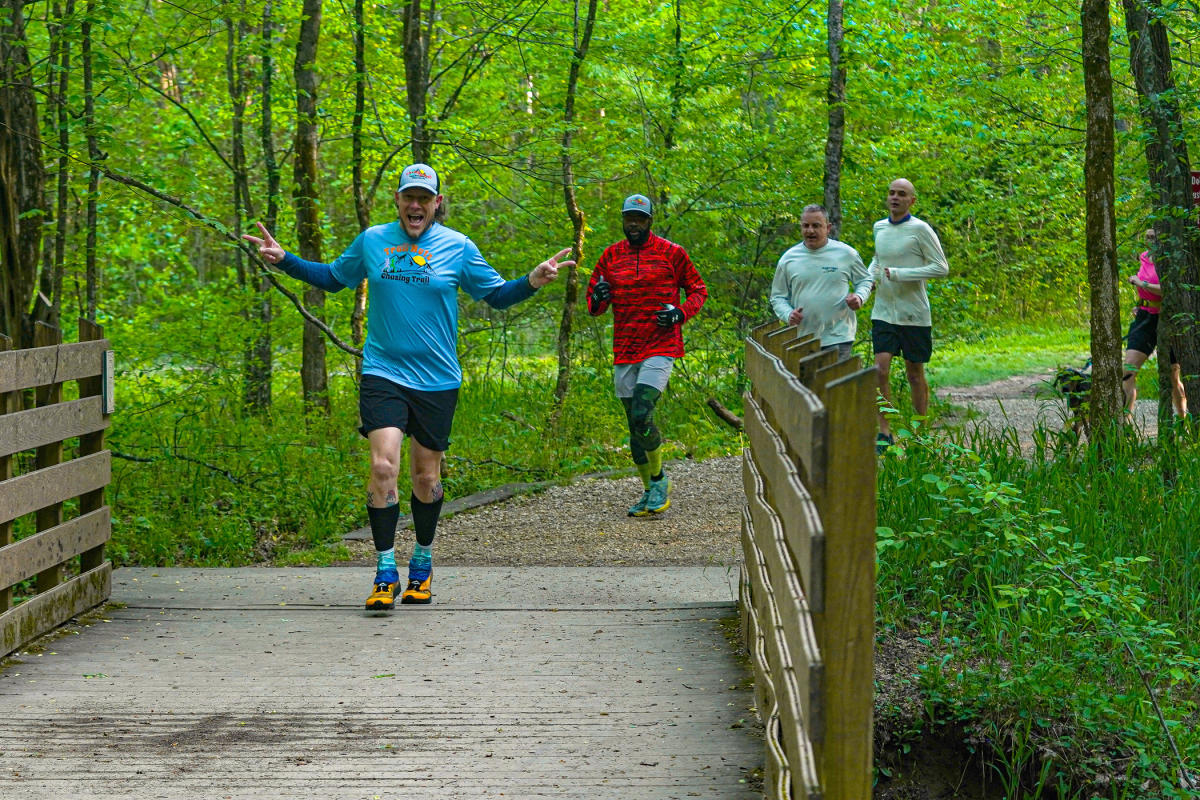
[586,194,708,516]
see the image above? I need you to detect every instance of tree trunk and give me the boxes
[656,0,684,217]
[51,0,72,328]
[0,0,45,345]
[1081,0,1123,433]
[245,0,279,413]
[351,0,369,364]
[293,0,329,415]
[227,8,268,413]
[83,0,100,323]
[1121,0,1200,434]
[550,0,598,418]
[823,0,846,238]
[403,1,431,163]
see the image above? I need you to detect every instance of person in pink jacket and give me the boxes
[1123,228,1187,419]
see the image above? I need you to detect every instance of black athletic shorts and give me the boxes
[872,319,933,364]
[358,374,458,451]
[1125,308,1176,363]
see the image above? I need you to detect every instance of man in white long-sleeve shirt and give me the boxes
[869,178,949,452]
[769,204,872,361]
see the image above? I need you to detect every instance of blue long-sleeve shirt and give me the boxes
[277,221,538,390]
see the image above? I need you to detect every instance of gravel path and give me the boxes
[344,457,744,569]
[936,369,1161,448]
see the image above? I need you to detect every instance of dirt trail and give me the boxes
[936,368,1162,446]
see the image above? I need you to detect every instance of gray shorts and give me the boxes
[614,356,675,399]
[822,342,854,361]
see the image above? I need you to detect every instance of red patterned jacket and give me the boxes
[586,232,707,364]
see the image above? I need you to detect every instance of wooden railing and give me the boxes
[1,320,114,657]
[739,321,877,800]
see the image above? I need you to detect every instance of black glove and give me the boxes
[655,303,685,327]
[591,278,612,306]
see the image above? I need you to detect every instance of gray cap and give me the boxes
[398,163,439,194]
[621,194,653,216]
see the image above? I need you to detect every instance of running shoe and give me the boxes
[365,568,399,611]
[646,475,671,514]
[627,489,651,517]
[401,566,432,605]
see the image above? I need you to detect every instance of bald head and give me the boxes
[887,178,916,222]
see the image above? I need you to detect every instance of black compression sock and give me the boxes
[411,493,444,547]
[366,503,401,552]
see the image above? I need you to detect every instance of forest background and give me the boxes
[3,0,1200,796]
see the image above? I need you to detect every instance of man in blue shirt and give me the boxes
[245,163,572,610]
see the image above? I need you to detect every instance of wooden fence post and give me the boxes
[0,333,12,614]
[78,319,107,573]
[812,367,877,800]
[33,323,64,594]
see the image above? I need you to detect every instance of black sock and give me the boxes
[651,471,664,482]
[411,493,444,547]
[366,504,401,552]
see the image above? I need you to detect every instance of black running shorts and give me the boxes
[358,374,458,452]
[1126,308,1160,357]
[872,319,933,364]
[1125,308,1176,364]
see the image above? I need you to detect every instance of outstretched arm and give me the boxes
[243,221,346,293]
[484,247,574,309]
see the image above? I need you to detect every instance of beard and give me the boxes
[624,228,650,247]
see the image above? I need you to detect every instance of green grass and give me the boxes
[927,324,1091,388]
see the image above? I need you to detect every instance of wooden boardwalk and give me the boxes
[0,567,761,799]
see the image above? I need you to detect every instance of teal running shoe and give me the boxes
[628,489,651,517]
[646,475,671,514]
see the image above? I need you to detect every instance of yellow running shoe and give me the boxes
[365,569,399,611]
[400,568,432,605]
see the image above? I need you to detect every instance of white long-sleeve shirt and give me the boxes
[868,215,949,327]
[769,239,872,347]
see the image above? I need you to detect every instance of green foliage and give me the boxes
[107,324,745,567]
[878,419,1200,796]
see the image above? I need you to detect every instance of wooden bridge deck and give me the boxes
[0,567,761,799]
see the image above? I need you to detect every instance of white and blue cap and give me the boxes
[621,194,653,216]
[398,163,439,194]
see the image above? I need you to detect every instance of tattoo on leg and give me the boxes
[367,490,375,506]
[431,482,444,502]
[386,489,399,506]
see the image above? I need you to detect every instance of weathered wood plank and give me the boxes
[752,537,822,800]
[795,347,838,391]
[778,667,824,800]
[0,562,111,657]
[740,509,776,723]
[744,339,826,487]
[0,339,110,393]
[743,395,825,610]
[0,451,110,525]
[751,319,783,344]
[764,325,798,358]
[812,356,862,405]
[783,336,822,376]
[743,451,824,730]
[763,711,792,800]
[0,396,108,458]
[813,366,877,800]
[0,507,111,589]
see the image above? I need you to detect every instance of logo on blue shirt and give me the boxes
[382,251,433,284]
